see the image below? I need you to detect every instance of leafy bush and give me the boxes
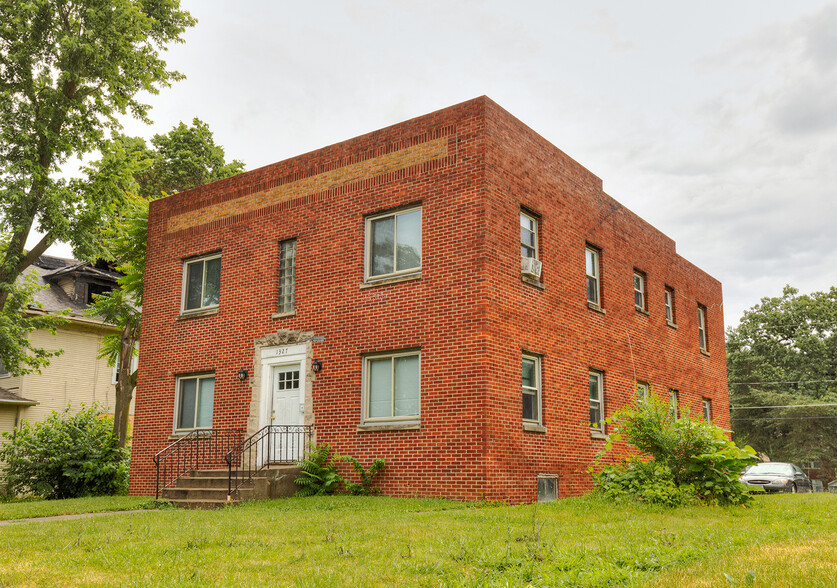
[294,445,386,496]
[0,404,128,499]
[593,394,756,506]
[337,455,385,495]
[594,459,696,507]
[294,444,342,497]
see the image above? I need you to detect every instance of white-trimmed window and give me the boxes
[586,246,601,306]
[520,211,538,260]
[175,374,215,431]
[636,381,649,404]
[277,239,296,313]
[522,354,541,423]
[702,398,712,422]
[669,389,679,420]
[364,351,420,422]
[698,304,708,352]
[111,349,139,385]
[365,206,422,280]
[182,253,221,313]
[665,287,676,325]
[589,369,604,432]
[634,270,646,311]
[0,358,9,378]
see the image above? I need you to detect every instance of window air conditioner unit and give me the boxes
[521,256,542,278]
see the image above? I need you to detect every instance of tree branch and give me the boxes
[18,232,54,273]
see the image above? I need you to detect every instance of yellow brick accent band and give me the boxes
[167,138,449,233]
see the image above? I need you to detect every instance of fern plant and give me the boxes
[337,455,386,495]
[294,444,342,497]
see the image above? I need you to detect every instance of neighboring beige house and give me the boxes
[0,256,133,440]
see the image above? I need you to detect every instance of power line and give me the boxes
[729,379,837,385]
[731,416,837,421]
[731,403,837,410]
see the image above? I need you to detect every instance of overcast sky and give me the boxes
[42,0,837,328]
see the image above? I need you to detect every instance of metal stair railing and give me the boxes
[153,428,245,499]
[225,424,314,497]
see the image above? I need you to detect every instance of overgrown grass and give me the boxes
[0,494,834,586]
[0,495,150,521]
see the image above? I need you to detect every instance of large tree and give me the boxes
[87,121,244,446]
[727,286,837,479]
[0,0,195,374]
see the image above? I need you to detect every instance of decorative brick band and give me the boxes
[166,137,450,234]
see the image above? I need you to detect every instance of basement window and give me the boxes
[538,475,558,502]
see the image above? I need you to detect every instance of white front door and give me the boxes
[269,363,304,462]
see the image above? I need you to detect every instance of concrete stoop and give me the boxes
[160,465,301,509]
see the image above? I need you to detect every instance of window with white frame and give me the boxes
[636,381,649,404]
[364,351,420,422]
[182,253,221,313]
[365,206,422,280]
[669,389,679,420]
[522,354,541,423]
[0,358,9,378]
[634,270,646,311]
[586,246,601,306]
[702,398,712,422]
[277,239,296,313]
[589,369,604,432]
[520,211,538,259]
[665,287,676,325]
[111,349,139,385]
[697,304,708,352]
[175,374,215,431]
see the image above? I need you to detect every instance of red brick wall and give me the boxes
[130,96,727,503]
[479,99,727,502]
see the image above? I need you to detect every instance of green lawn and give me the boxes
[0,495,150,521]
[0,494,835,587]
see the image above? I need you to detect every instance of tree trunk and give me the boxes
[112,324,138,448]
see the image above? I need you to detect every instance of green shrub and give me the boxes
[594,459,696,507]
[294,444,342,497]
[593,394,756,506]
[337,455,385,495]
[0,404,128,499]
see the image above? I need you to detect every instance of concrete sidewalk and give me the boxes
[0,509,157,526]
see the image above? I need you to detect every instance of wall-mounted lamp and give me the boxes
[237,367,249,382]
[312,359,323,373]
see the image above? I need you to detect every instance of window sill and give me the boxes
[700,349,711,357]
[360,273,421,289]
[666,321,678,330]
[590,430,608,440]
[271,310,296,320]
[523,423,547,433]
[587,302,606,314]
[635,307,649,316]
[521,276,545,290]
[357,422,421,432]
[177,308,219,321]
[167,430,212,441]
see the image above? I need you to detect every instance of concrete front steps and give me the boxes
[160,465,301,509]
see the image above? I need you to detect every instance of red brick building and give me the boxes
[129,97,727,503]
